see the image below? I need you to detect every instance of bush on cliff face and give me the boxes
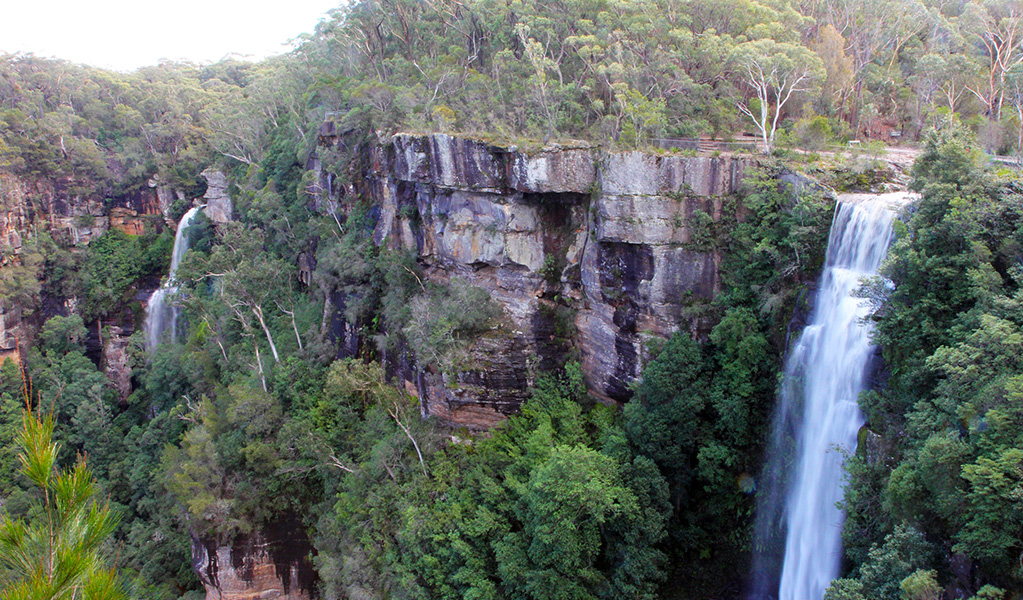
[0,244,41,319]
[79,228,173,320]
[718,167,834,331]
[403,279,503,375]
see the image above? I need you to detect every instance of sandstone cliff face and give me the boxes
[0,173,169,248]
[320,132,751,428]
[102,324,133,401]
[192,521,316,600]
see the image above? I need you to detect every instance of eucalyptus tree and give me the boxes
[808,0,931,128]
[517,24,561,141]
[918,52,982,123]
[732,39,824,151]
[1006,63,1023,151]
[177,222,295,390]
[960,0,1023,120]
[811,23,856,117]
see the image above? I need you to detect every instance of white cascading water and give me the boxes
[773,197,899,600]
[144,206,201,351]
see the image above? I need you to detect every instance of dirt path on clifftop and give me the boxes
[883,146,921,172]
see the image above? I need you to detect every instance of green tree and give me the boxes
[858,525,934,600]
[0,360,24,495]
[494,445,640,600]
[918,53,979,124]
[732,39,825,152]
[811,24,855,117]
[623,333,707,497]
[403,279,502,374]
[900,570,941,600]
[959,0,1023,121]
[850,125,1023,593]
[1004,63,1023,152]
[825,578,866,600]
[0,409,124,600]
[957,446,1023,575]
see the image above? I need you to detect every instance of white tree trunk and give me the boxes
[252,305,280,362]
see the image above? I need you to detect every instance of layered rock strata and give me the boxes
[193,522,316,600]
[317,132,750,428]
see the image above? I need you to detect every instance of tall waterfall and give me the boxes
[751,196,902,600]
[144,206,201,351]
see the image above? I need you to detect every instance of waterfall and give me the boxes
[144,206,201,352]
[750,195,905,600]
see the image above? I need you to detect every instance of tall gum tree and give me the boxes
[732,39,824,151]
[811,24,855,117]
[917,52,981,124]
[806,0,930,131]
[960,0,1023,120]
[1006,63,1023,152]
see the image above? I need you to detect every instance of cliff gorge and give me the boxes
[0,132,765,430]
[0,136,767,600]
[0,171,187,384]
[312,131,751,429]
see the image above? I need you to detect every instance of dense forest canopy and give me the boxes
[0,0,1022,600]
[1,0,1022,172]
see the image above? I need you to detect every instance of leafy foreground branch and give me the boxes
[0,407,124,600]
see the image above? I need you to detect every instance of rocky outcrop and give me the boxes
[151,178,189,221]
[0,176,29,254]
[319,131,753,428]
[192,520,317,600]
[102,324,133,401]
[202,169,233,223]
[0,305,22,364]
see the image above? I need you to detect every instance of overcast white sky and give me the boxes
[0,0,342,72]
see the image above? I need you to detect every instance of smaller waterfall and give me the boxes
[144,206,201,351]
